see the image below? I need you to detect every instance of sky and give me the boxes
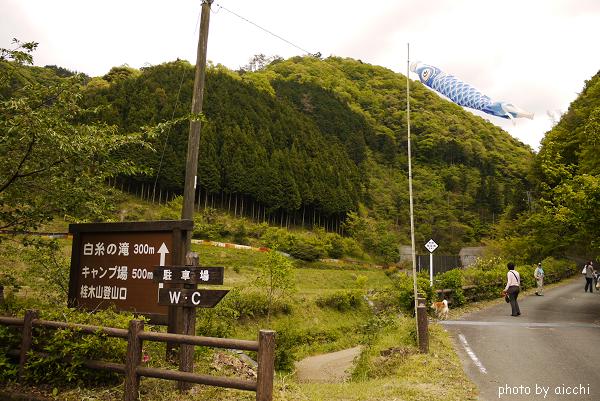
[1,0,599,150]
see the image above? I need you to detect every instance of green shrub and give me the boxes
[157,195,183,220]
[0,325,20,382]
[247,222,269,239]
[260,227,293,249]
[232,222,249,245]
[273,325,298,372]
[360,312,397,346]
[369,289,401,311]
[434,269,465,305]
[223,289,291,320]
[341,237,363,258]
[316,290,364,312]
[432,257,577,305]
[325,233,345,259]
[392,274,433,311]
[14,307,135,386]
[193,222,227,240]
[461,266,505,300]
[519,267,535,290]
[355,274,368,288]
[546,257,577,281]
[287,239,324,261]
[195,302,240,338]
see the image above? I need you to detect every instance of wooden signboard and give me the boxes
[67,220,192,317]
[153,265,228,308]
[152,266,224,285]
[158,288,229,308]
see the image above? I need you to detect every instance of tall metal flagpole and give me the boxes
[406,43,419,319]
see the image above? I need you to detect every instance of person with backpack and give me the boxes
[502,262,521,316]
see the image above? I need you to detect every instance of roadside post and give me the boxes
[416,295,429,353]
[425,239,438,286]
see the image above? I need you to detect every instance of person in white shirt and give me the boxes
[502,262,521,316]
[534,263,544,296]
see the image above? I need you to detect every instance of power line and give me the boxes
[213,2,318,57]
[210,3,389,84]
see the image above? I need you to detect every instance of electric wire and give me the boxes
[152,7,203,198]
[210,3,368,83]
[213,2,318,57]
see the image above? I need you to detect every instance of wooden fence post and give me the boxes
[124,319,144,401]
[256,330,275,401]
[18,309,39,381]
[416,303,429,353]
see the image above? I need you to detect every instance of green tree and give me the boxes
[0,40,151,233]
[255,249,296,323]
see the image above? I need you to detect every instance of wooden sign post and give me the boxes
[153,259,228,391]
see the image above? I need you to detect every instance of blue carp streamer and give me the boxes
[410,62,533,120]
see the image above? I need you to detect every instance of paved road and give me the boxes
[442,278,600,401]
[295,346,362,383]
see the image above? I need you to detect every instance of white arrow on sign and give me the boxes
[157,243,170,298]
[157,243,170,266]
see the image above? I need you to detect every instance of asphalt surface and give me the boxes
[295,346,362,383]
[442,278,600,401]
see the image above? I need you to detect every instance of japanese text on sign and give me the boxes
[161,269,211,282]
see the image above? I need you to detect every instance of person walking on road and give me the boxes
[583,261,595,293]
[534,262,544,296]
[502,262,521,316]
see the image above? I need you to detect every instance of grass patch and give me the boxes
[294,319,478,401]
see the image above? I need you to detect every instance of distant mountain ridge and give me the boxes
[18,56,534,252]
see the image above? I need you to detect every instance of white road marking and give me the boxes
[458,333,487,374]
[442,320,600,329]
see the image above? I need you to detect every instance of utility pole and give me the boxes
[170,0,213,386]
[182,0,213,245]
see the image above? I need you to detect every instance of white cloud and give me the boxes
[1,0,598,149]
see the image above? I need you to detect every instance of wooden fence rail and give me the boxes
[0,310,275,401]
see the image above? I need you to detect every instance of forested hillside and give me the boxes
[494,70,600,261]
[80,56,533,253]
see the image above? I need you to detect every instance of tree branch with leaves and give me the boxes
[0,39,154,234]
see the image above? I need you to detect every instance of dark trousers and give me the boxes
[585,277,594,293]
[507,286,520,316]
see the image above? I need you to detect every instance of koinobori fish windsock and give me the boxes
[410,62,533,120]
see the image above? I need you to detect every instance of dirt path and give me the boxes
[295,346,362,383]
